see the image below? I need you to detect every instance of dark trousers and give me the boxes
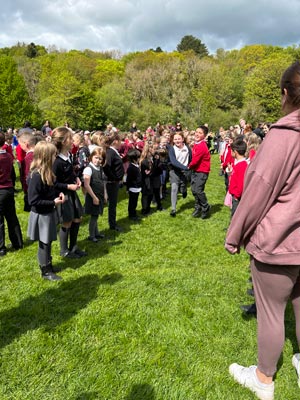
[128,191,139,217]
[106,182,119,229]
[153,188,162,210]
[190,172,209,212]
[231,197,240,218]
[141,193,152,215]
[0,188,23,250]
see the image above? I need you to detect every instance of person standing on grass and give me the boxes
[168,131,192,217]
[52,126,87,259]
[0,132,23,257]
[103,133,125,231]
[126,149,142,221]
[27,141,65,281]
[225,61,300,400]
[83,147,107,242]
[188,125,211,219]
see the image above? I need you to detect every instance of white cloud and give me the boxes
[1,0,300,54]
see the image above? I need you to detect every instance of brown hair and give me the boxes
[89,146,106,165]
[281,61,300,113]
[51,126,73,153]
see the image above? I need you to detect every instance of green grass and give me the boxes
[0,154,298,399]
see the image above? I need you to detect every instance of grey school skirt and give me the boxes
[56,191,83,223]
[27,210,58,243]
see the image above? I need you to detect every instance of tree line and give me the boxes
[1,37,299,131]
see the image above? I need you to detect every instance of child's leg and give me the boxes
[0,215,6,253]
[69,219,87,256]
[59,225,70,256]
[171,182,178,211]
[38,240,50,266]
[153,188,162,210]
[89,215,98,239]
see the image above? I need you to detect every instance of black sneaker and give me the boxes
[71,247,88,257]
[60,250,80,259]
[87,236,98,243]
[170,210,176,217]
[182,191,187,199]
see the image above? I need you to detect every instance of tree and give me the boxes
[177,35,208,58]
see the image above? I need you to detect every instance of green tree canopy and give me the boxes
[177,35,209,58]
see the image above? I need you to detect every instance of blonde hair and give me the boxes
[139,142,153,166]
[245,133,262,158]
[51,126,73,153]
[30,141,57,186]
[91,131,104,146]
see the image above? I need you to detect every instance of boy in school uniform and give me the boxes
[0,132,23,256]
[126,149,142,221]
[228,138,248,217]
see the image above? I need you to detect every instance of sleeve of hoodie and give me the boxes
[225,129,298,248]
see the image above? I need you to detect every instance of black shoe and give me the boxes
[110,225,123,232]
[40,265,62,281]
[201,205,211,219]
[0,248,7,256]
[248,277,253,283]
[247,288,254,297]
[192,209,201,218]
[182,191,187,199]
[87,236,98,243]
[129,216,140,221]
[240,303,257,315]
[60,250,80,259]
[95,233,105,239]
[71,247,88,257]
[170,210,176,217]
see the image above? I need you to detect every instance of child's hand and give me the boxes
[93,197,100,206]
[76,177,82,189]
[68,183,78,191]
[54,193,65,205]
[145,169,151,175]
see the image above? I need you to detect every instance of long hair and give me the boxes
[51,126,73,153]
[139,142,153,166]
[30,141,57,186]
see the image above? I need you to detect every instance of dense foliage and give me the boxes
[0,41,299,131]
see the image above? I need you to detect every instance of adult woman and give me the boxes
[168,132,191,217]
[225,61,300,399]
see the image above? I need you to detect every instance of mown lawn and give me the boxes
[0,154,298,400]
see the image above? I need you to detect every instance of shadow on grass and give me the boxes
[124,383,155,400]
[75,393,101,400]
[0,273,122,350]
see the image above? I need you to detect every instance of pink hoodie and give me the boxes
[226,109,300,265]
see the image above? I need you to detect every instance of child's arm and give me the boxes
[83,174,99,205]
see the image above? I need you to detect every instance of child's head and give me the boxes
[91,131,104,146]
[0,132,5,147]
[89,146,106,166]
[127,149,140,164]
[5,132,13,144]
[30,141,57,186]
[73,133,85,147]
[51,126,73,153]
[231,138,247,158]
[18,131,40,151]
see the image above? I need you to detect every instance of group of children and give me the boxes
[0,123,262,282]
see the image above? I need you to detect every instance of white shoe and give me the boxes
[229,363,274,400]
[292,353,300,387]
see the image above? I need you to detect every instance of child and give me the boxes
[228,138,248,217]
[27,141,65,280]
[18,131,44,211]
[220,132,234,192]
[0,132,23,256]
[168,132,192,217]
[83,147,106,242]
[72,132,90,193]
[52,126,87,258]
[140,143,154,216]
[126,149,142,221]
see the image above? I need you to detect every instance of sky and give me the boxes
[1,0,300,55]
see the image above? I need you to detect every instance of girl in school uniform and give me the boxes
[83,147,106,242]
[27,141,65,281]
[52,126,87,259]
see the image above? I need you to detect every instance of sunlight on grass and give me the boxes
[0,155,298,399]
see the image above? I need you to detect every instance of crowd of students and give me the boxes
[0,119,267,274]
[1,64,300,398]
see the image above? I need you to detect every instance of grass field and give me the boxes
[0,154,298,400]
